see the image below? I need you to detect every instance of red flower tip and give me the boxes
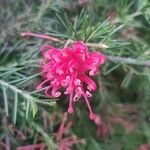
[89,113,95,120]
[68,107,73,114]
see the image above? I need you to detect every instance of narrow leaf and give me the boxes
[2,86,9,116]
[26,100,30,119]
[13,92,18,124]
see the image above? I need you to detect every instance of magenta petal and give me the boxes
[100,54,107,64]
[45,85,53,97]
[73,41,89,58]
[62,47,73,58]
[36,79,51,90]
[40,45,55,53]
[51,85,61,97]
[80,75,97,91]
[73,41,87,53]
[88,52,106,65]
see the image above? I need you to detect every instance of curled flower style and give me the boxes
[36,41,106,120]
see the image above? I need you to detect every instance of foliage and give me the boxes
[0,0,150,149]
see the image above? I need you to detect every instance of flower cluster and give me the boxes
[37,41,106,120]
[94,115,110,138]
[16,112,85,150]
[55,112,85,150]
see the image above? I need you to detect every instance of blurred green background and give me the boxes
[0,0,150,149]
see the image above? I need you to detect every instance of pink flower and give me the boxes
[139,144,150,150]
[20,31,106,120]
[55,112,85,150]
[36,41,106,120]
[16,143,45,150]
[79,0,91,6]
[16,113,84,150]
[94,115,110,138]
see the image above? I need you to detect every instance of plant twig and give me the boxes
[20,32,150,67]
[20,32,63,43]
[3,117,11,150]
[20,32,108,49]
[86,42,109,49]
[0,79,56,104]
[107,55,150,67]
[0,141,9,150]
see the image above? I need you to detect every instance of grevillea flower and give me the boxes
[36,41,106,120]
[138,144,150,150]
[94,115,110,138]
[16,143,45,150]
[55,112,85,150]
[20,32,106,120]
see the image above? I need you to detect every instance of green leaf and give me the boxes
[13,92,18,124]
[2,86,9,116]
[30,100,38,118]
